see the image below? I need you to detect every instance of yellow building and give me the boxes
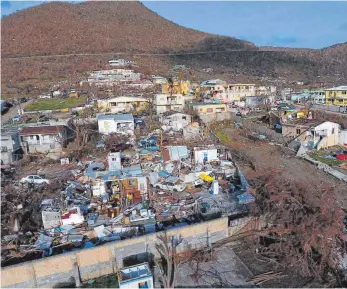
[325,86,347,106]
[162,81,190,95]
[191,103,227,115]
[226,84,256,102]
[97,96,149,113]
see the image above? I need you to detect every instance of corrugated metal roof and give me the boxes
[19,125,65,135]
[326,86,347,91]
[96,113,134,121]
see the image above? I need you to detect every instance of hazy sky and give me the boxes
[1,1,347,49]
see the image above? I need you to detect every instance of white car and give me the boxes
[39,95,52,99]
[270,107,278,111]
[154,181,186,192]
[20,175,50,185]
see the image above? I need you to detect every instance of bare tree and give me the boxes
[155,232,188,288]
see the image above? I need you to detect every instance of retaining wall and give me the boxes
[1,217,230,288]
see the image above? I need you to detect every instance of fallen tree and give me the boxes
[249,170,347,285]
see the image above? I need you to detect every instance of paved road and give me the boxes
[1,99,34,125]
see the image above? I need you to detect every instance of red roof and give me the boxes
[19,125,65,136]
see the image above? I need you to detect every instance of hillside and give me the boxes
[1,1,347,95]
[1,1,254,57]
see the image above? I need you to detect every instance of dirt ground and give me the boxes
[232,241,320,288]
[215,125,347,209]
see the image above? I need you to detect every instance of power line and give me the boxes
[2,48,277,61]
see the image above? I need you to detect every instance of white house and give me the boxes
[97,96,149,113]
[224,84,256,103]
[152,75,167,85]
[200,79,226,91]
[18,125,69,159]
[339,130,347,147]
[118,263,153,289]
[193,147,218,164]
[107,152,122,170]
[313,121,340,150]
[97,113,134,135]
[154,93,185,114]
[108,59,134,67]
[1,129,22,164]
[160,112,192,131]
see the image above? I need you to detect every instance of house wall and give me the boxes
[161,81,190,95]
[98,119,134,135]
[339,130,347,147]
[119,276,153,289]
[1,132,21,164]
[1,217,230,288]
[325,89,347,106]
[314,122,340,147]
[20,133,64,156]
[192,104,227,115]
[281,124,310,138]
[226,84,255,102]
[194,149,218,164]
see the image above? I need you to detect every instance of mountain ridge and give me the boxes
[1,1,347,93]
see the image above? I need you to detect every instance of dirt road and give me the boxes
[1,99,34,124]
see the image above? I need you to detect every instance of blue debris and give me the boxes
[159,171,170,178]
[237,193,255,204]
[83,241,95,249]
[35,234,53,250]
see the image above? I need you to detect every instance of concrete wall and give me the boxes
[2,217,230,288]
[200,112,235,123]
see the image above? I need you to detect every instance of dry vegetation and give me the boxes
[1,1,347,95]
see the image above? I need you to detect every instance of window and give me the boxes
[30,136,34,140]
[129,179,135,186]
[332,128,335,134]
[296,128,301,135]
[34,176,41,179]
[343,91,347,95]
[182,116,187,120]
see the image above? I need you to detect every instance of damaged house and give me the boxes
[1,129,22,164]
[160,111,192,132]
[18,125,70,158]
[97,113,135,135]
[282,120,340,150]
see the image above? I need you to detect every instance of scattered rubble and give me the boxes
[1,126,254,267]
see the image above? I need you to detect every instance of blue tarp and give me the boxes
[83,241,95,249]
[85,162,105,178]
[159,171,170,178]
[237,193,255,204]
[35,234,53,250]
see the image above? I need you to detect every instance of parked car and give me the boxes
[96,140,105,149]
[39,95,52,99]
[270,107,278,111]
[134,117,145,125]
[20,175,50,185]
[19,97,28,103]
[154,181,186,192]
[110,143,132,152]
[12,115,21,122]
